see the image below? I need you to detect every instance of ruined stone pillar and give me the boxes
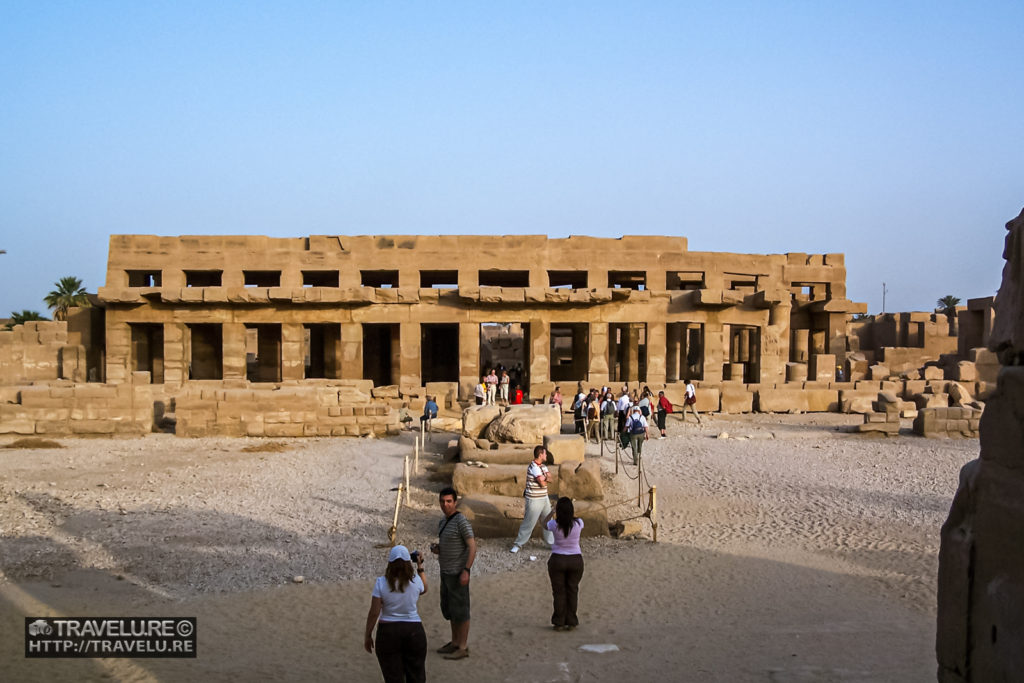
[529,319,550,393]
[222,323,247,380]
[666,323,681,383]
[791,329,809,362]
[827,312,848,358]
[281,323,304,381]
[738,328,751,363]
[459,322,480,400]
[647,322,667,386]
[588,322,610,387]
[761,302,792,385]
[703,318,725,384]
[163,323,188,388]
[340,323,363,381]
[104,320,131,384]
[399,322,422,391]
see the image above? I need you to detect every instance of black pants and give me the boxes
[375,621,426,683]
[547,553,585,627]
[657,409,667,431]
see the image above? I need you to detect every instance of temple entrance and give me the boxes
[245,324,282,383]
[129,323,164,383]
[187,323,223,380]
[667,322,705,382]
[608,323,646,383]
[479,323,529,394]
[421,323,459,384]
[304,323,341,379]
[363,323,399,386]
[550,323,589,383]
[725,324,760,383]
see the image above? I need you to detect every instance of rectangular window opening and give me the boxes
[479,270,530,287]
[666,271,704,290]
[361,270,399,288]
[126,270,162,287]
[243,270,281,288]
[608,271,646,291]
[548,270,588,289]
[420,270,459,288]
[302,270,339,287]
[184,270,222,287]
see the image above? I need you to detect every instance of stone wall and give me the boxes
[912,406,982,438]
[174,380,397,437]
[0,375,153,436]
[0,321,77,384]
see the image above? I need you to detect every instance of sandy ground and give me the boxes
[0,412,976,682]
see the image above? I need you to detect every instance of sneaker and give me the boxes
[443,648,470,660]
[436,642,458,654]
[510,545,520,554]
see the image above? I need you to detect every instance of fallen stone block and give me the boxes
[452,463,556,498]
[558,460,603,500]
[485,404,561,443]
[462,404,501,439]
[544,434,585,465]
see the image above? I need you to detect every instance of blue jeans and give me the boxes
[514,496,554,547]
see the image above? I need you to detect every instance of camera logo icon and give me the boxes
[28,619,53,636]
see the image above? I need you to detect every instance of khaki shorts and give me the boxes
[440,572,470,623]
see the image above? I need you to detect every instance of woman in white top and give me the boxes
[364,545,428,683]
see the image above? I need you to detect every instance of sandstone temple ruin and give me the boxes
[0,233,1000,437]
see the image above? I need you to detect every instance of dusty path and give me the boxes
[0,414,975,682]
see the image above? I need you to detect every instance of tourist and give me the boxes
[600,392,617,440]
[585,396,600,443]
[656,390,673,439]
[510,445,554,553]
[499,369,510,404]
[397,402,414,430]
[364,544,428,683]
[474,379,486,406]
[485,369,499,405]
[616,387,631,434]
[624,405,649,466]
[637,388,652,419]
[420,396,438,424]
[549,386,563,410]
[683,379,702,424]
[572,393,585,434]
[432,487,475,660]
[543,498,584,631]
[511,384,523,405]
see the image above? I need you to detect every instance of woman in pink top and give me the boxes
[543,497,584,631]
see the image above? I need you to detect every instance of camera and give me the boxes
[410,550,420,564]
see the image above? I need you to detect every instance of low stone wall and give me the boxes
[913,407,982,438]
[0,321,85,385]
[0,376,153,436]
[174,381,397,438]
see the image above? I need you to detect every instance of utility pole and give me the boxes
[882,282,887,314]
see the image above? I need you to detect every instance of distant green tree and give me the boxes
[44,276,90,321]
[5,310,48,329]
[937,295,961,319]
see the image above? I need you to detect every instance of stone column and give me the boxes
[703,318,725,384]
[458,322,480,400]
[104,320,131,384]
[588,322,610,387]
[341,323,363,380]
[281,323,304,380]
[163,323,188,388]
[222,323,247,380]
[791,328,810,362]
[399,322,422,391]
[621,324,640,382]
[826,312,847,358]
[529,319,550,391]
[666,323,681,383]
[647,322,667,385]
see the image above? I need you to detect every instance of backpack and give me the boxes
[587,402,599,420]
[629,417,646,435]
[602,400,616,417]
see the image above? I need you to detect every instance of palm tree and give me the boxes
[5,310,48,330]
[937,295,961,319]
[44,276,90,321]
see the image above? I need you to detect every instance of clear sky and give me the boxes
[1,1,1021,317]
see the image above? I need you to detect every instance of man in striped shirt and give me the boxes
[432,486,475,660]
[510,445,555,553]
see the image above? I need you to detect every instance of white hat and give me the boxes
[388,545,411,562]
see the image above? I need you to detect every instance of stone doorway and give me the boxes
[550,323,589,383]
[479,323,528,393]
[130,323,164,383]
[421,323,459,384]
[187,323,222,380]
[246,324,282,383]
[363,323,399,387]
[608,323,647,383]
[304,323,341,379]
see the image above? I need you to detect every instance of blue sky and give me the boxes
[1,1,1021,317]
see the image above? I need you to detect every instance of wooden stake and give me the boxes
[389,483,404,544]
[650,486,658,543]
[404,456,411,505]
[414,438,419,474]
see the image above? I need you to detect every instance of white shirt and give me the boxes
[616,394,631,412]
[373,574,425,622]
[685,383,696,399]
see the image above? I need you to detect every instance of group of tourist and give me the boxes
[474,365,525,406]
[365,482,585,682]
[396,396,440,431]
[549,380,701,465]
